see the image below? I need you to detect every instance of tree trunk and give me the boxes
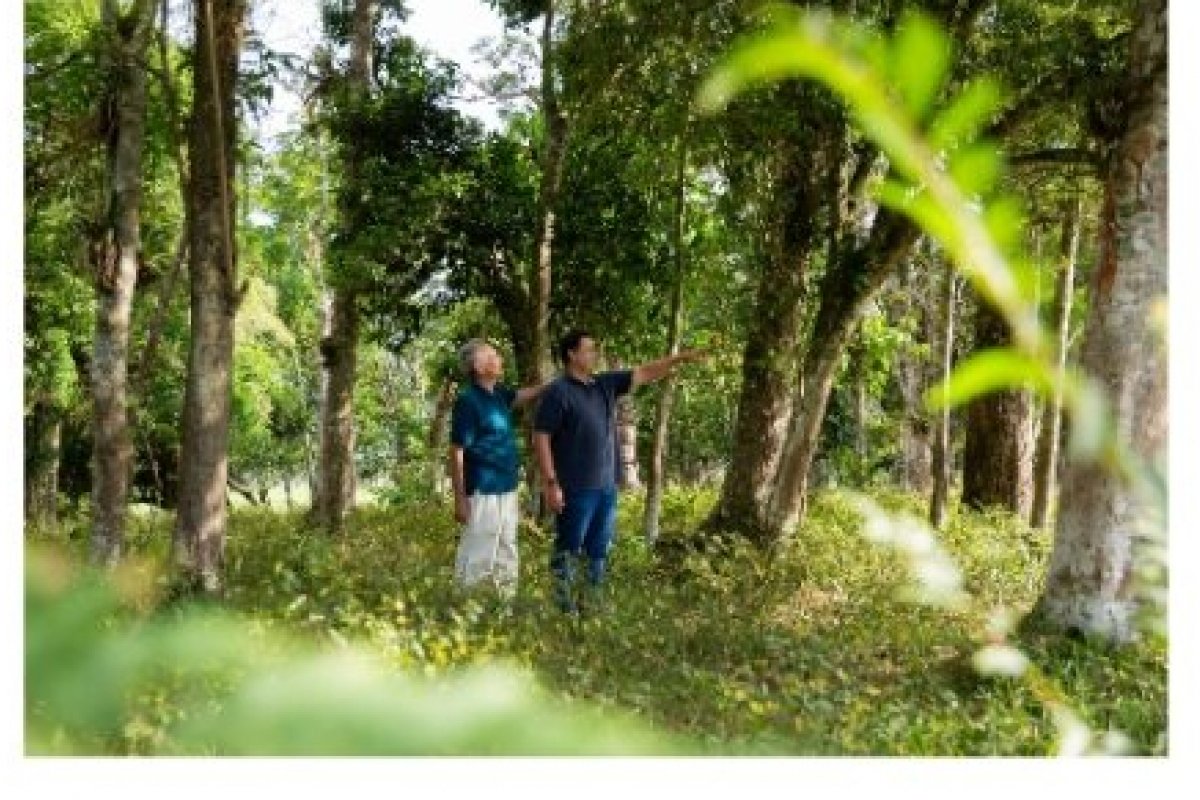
[172,0,244,593]
[766,215,921,539]
[705,138,820,539]
[382,352,406,478]
[314,0,375,532]
[89,0,156,567]
[508,312,539,388]
[512,0,569,520]
[644,127,689,546]
[765,307,857,537]
[532,0,566,386]
[1030,199,1081,529]
[26,401,62,529]
[893,260,935,495]
[929,265,959,528]
[960,298,1035,517]
[615,393,640,489]
[643,351,679,544]
[317,288,359,530]
[428,377,455,496]
[1037,0,1167,641]
[899,405,933,493]
[134,230,188,393]
[508,306,550,516]
[310,289,332,509]
[849,331,870,482]
[704,253,802,537]
[136,0,191,396]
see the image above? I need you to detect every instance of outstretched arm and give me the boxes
[631,349,708,389]
[513,381,549,407]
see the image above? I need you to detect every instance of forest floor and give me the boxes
[28,487,1167,755]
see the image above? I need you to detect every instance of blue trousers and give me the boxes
[550,487,617,595]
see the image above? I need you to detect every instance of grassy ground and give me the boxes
[30,487,1166,755]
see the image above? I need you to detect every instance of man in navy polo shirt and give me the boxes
[533,329,706,613]
[449,339,546,599]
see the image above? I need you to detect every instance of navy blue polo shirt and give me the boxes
[533,370,633,494]
[450,382,520,495]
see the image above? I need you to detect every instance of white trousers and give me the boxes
[454,491,519,598]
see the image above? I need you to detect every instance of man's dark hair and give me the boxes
[557,328,593,365]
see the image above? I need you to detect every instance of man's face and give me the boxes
[568,337,600,373]
[473,344,503,380]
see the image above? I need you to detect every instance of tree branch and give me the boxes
[227,473,260,506]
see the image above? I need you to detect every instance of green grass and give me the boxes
[26,487,1166,755]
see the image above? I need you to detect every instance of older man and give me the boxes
[448,339,545,599]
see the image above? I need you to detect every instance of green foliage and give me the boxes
[320,0,411,50]
[25,542,686,755]
[486,0,544,28]
[320,32,480,346]
[25,0,103,417]
[926,348,1053,409]
[442,127,538,311]
[698,7,1124,445]
[698,2,1163,572]
[23,0,1166,761]
[852,495,1155,755]
[25,328,81,413]
[26,488,1166,755]
[697,2,1166,750]
[701,9,1041,353]
[25,0,197,503]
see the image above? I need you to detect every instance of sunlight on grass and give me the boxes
[26,488,1166,755]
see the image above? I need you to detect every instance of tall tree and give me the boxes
[513,0,757,536]
[172,0,246,592]
[711,0,953,541]
[766,208,921,537]
[484,0,569,385]
[1030,198,1082,529]
[707,101,838,542]
[1037,0,1167,641]
[530,0,566,386]
[644,124,690,545]
[314,0,376,532]
[26,0,187,518]
[88,0,158,566]
[446,130,537,376]
[311,1,477,523]
[929,263,960,528]
[242,131,331,506]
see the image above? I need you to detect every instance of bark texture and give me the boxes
[1038,0,1168,641]
[172,0,245,591]
[89,0,157,566]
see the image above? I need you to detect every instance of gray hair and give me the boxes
[458,338,491,379]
